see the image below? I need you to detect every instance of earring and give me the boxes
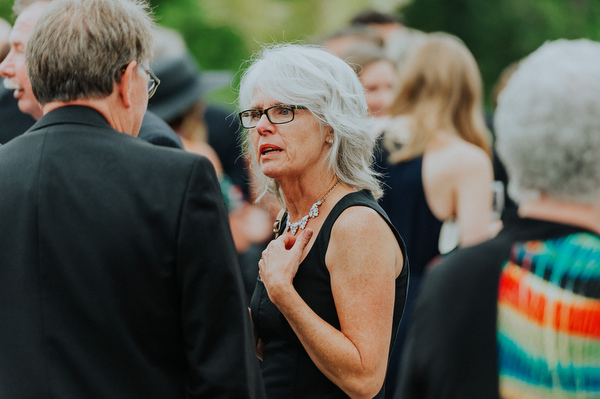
[328,138,333,144]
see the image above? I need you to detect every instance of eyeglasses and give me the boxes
[118,63,160,99]
[144,67,160,99]
[238,104,308,129]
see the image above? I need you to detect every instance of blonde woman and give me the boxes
[380,32,494,392]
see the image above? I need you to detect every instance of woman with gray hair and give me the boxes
[240,43,408,398]
[495,40,600,207]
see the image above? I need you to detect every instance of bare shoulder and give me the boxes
[427,139,491,177]
[327,205,402,274]
[455,141,491,168]
[333,205,390,238]
[449,139,489,163]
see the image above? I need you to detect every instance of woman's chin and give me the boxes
[260,165,282,180]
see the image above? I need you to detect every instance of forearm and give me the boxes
[272,287,385,399]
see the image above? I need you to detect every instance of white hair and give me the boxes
[238,43,382,206]
[495,39,600,205]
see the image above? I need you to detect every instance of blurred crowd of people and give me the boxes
[0,1,598,398]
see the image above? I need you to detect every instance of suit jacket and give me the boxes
[0,87,182,150]
[0,105,265,398]
[139,110,183,149]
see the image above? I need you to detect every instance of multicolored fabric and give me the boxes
[497,233,600,399]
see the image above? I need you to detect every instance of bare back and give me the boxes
[422,133,494,247]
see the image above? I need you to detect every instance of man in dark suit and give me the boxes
[0,0,265,398]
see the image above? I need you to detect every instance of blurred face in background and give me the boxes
[0,3,47,120]
[359,59,396,117]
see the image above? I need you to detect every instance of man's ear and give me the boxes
[118,60,137,109]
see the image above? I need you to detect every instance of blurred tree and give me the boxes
[147,0,399,106]
[0,1,15,23]
[0,0,406,78]
[400,0,600,108]
[148,0,249,108]
[199,0,400,50]
[150,0,247,71]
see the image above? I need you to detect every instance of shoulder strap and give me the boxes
[273,208,288,239]
[317,190,408,261]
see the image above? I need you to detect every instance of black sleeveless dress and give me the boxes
[250,190,409,398]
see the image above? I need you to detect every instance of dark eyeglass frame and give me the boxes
[238,104,308,129]
[119,63,160,99]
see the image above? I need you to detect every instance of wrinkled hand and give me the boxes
[258,229,313,305]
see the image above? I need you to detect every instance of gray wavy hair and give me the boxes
[495,39,600,205]
[238,43,382,206]
[26,0,155,106]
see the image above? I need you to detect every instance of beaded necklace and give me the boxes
[285,182,340,235]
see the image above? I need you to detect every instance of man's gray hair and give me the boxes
[26,0,155,106]
[238,43,382,206]
[495,39,600,205]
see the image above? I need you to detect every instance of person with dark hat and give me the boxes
[148,27,273,299]
[148,31,248,195]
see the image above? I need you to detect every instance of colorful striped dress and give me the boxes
[497,233,600,398]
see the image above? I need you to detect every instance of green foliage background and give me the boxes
[0,0,598,109]
[0,1,11,21]
[401,0,600,107]
[146,0,393,108]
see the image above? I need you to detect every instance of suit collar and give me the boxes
[28,105,113,133]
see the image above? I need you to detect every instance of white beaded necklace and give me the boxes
[285,182,340,235]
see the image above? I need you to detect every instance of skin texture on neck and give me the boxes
[42,97,135,136]
[280,175,339,221]
[41,61,147,136]
[518,195,600,236]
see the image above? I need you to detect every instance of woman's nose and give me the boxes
[255,113,273,134]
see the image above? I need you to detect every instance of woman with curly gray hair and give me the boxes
[240,43,408,399]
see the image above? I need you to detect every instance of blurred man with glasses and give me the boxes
[0,0,265,398]
[0,0,182,148]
